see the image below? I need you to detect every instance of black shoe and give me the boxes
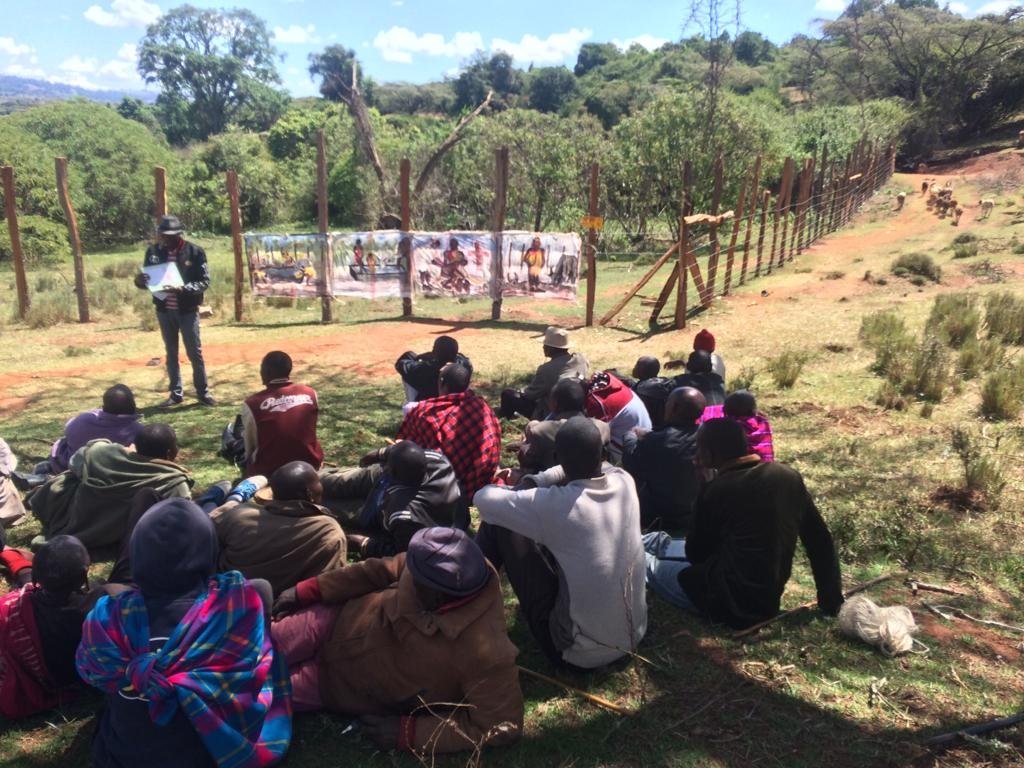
[158,395,184,408]
[198,394,217,406]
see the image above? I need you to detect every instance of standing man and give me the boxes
[133,215,214,407]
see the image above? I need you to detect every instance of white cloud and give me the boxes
[0,37,34,57]
[973,0,1015,14]
[392,0,405,5]
[2,62,47,80]
[814,0,847,12]
[373,26,484,64]
[613,34,670,52]
[60,55,98,74]
[491,27,592,66]
[946,1,969,12]
[84,0,161,29]
[273,24,318,45]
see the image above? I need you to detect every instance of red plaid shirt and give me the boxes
[397,390,501,500]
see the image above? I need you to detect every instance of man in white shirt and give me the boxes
[475,417,647,670]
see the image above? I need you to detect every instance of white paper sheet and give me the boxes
[143,261,184,298]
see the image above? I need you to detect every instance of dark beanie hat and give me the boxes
[130,498,218,598]
[693,328,716,352]
[405,527,489,597]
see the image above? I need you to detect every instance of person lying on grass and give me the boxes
[271,526,523,755]
[642,418,843,630]
[319,440,464,557]
[77,498,290,768]
[30,424,192,554]
[475,417,648,670]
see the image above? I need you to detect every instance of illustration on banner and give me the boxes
[413,232,493,297]
[244,233,326,297]
[331,230,410,298]
[498,232,580,299]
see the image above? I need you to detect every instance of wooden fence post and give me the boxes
[722,163,750,295]
[2,166,30,319]
[777,157,796,267]
[795,155,815,255]
[400,158,413,318]
[755,190,770,277]
[153,166,167,227]
[54,157,89,323]
[317,130,333,323]
[226,170,244,322]
[674,160,694,330]
[813,145,829,243]
[491,147,508,321]
[739,156,762,285]
[585,162,599,327]
[703,156,724,305]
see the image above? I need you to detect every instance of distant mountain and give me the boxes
[0,75,156,109]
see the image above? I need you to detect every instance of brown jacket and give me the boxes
[314,555,523,754]
[210,499,346,596]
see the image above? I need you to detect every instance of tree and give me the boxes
[138,5,286,142]
[117,97,164,138]
[453,52,523,111]
[574,42,622,76]
[733,31,776,66]
[527,67,578,113]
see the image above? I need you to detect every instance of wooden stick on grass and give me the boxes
[733,571,905,640]
[517,666,633,716]
[924,711,1024,747]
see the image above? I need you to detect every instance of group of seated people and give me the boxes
[0,325,844,765]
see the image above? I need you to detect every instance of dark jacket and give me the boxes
[143,239,209,313]
[673,371,725,406]
[633,376,677,428]
[621,423,699,530]
[395,352,474,400]
[678,459,844,629]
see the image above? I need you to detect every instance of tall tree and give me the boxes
[138,5,286,142]
[527,67,578,113]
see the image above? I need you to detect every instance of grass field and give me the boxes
[1,155,1023,767]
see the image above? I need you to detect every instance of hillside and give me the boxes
[0,74,155,113]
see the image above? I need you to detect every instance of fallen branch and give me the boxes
[924,711,1024,747]
[733,571,905,640]
[922,604,1024,635]
[906,579,968,597]
[517,666,633,716]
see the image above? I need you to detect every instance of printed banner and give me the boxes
[243,230,580,301]
[244,233,326,298]
[498,232,581,300]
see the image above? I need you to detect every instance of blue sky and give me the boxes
[1,0,1015,96]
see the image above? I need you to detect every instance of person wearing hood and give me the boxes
[30,424,192,553]
[76,498,291,768]
[271,527,523,755]
[41,385,143,475]
[319,440,463,558]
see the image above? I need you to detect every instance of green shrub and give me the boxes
[22,291,75,328]
[891,252,941,282]
[34,274,58,293]
[860,310,914,378]
[823,270,845,280]
[0,215,69,264]
[1012,243,1024,255]
[728,366,757,392]
[980,366,1024,420]
[952,232,977,245]
[901,336,950,402]
[100,260,140,280]
[951,427,1007,508]
[956,339,1004,379]
[875,381,907,410]
[908,274,928,287]
[925,293,979,348]
[951,242,979,259]
[765,351,807,389]
[985,292,1024,344]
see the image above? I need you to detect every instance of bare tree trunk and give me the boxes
[413,91,493,201]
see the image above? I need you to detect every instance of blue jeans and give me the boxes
[157,309,209,398]
[642,531,700,614]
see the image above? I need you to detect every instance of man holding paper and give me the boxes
[134,215,215,407]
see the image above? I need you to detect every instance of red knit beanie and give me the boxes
[693,329,716,352]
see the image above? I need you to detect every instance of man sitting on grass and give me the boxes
[499,327,590,420]
[0,536,96,719]
[672,350,725,406]
[42,385,143,475]
[622,387,705,531]
[475,417,647,670]
[271,526,523,755]
[397,363,501,502]
[514,379,609,474]
[642,418,843,630]
[210,461,346,597]
[628,356,677,428]
[30,424,192,553]
[240,351,324,479]
[395,335,473,402]
[319,441,463,558]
